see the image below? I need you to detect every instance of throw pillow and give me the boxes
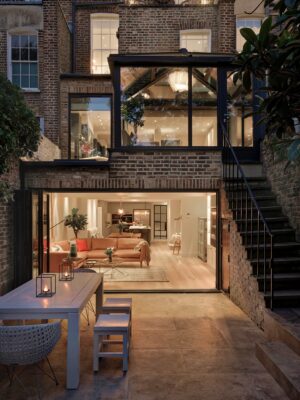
[76,239,89,252]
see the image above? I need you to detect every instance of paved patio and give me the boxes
[0,293,288,400]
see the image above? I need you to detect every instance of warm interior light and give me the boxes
[168,71,189,92]
[118,208,124,215]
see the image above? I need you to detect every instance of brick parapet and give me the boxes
[23,150,222,190]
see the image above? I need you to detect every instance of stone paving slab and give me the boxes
[0,293,289,400]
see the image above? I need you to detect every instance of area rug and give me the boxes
[96,267,169,282]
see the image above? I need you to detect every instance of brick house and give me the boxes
[1,0,300,327]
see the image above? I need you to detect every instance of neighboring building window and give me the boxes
[9,34,38,90]
[236,19,261,52]
[91,13,119,74]
[180,30,211,53]
[70,96,111,160]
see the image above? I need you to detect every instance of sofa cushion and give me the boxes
[87,250,107,259]
[56,240,70,251]
[92,238,117,250]
[117,238,141,250]
[76,239,89,252]
[77,251,89,259]
[114,249,140,259]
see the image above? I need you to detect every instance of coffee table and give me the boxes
[85,258,126,278]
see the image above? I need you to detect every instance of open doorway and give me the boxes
[34,192,218,291]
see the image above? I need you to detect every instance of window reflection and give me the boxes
[70,97,111,159]
[227,73,253,147]
[192,67,217,146]
[121,67,188,146]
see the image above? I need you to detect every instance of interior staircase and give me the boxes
[225,174,300,308]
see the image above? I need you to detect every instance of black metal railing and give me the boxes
[222,123,274,309]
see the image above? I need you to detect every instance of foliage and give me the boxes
[121,96,145,134]
[0,181,14,203]
[64,208,88,238]
[0,74,40,176]
[233,0,300,164]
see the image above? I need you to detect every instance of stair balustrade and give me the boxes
[222,123,274,309]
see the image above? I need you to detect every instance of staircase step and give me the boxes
[265,290,300,300]
[257,273,300,291]
[252,256,300,265]
[224,177,267,182]
[246,242,300,250]
[256,342,300,400]
[240,228,295,236]
[258,273,300,281]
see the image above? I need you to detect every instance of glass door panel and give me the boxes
[192,67,218,146]
[154,205,167,239]
[227,72,253,147]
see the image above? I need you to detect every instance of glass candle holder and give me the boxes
[36,273,56,297]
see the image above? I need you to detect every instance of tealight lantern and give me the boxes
[36,273,56,297]
[59,258,74,281]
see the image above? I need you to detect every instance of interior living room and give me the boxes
[34,192,217,291]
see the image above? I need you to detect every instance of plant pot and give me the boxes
[108,254,112,263]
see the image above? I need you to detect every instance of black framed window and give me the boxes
[120,66,220,147]
[69,95,112,160]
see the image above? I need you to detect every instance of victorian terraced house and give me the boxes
[0,0,300,329]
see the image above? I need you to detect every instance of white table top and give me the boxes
[0,273,102,315]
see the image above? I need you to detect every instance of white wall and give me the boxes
[169,199,181,239]
[181,197,207,257]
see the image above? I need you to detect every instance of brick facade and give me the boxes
[262,144,300,241]
[23,150,222,190]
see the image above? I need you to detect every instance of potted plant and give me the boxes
[64,208,88,239]
[121,96,145,145]
[105,247,114,262]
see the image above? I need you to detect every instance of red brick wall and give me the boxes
[23,150,222,190]
[218,0,236,53]
[118,5,219,54]
[58,3,72,73]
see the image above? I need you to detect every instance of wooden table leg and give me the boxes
[95,274,104,317]
[67,312,80,389]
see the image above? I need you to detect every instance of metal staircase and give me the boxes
[222,127,300,309]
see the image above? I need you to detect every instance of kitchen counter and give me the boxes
[129,226,151,244]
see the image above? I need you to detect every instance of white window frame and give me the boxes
[236,18,262,52]
[7,30,39,92]
[180,29,212,53]
[90,13,119,75]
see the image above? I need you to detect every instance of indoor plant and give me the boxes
[105,247,114,262]
[64,208,88,239]
[121,96,145,144]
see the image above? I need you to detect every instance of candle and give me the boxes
[43,285,49,293]
[64,272,70,278]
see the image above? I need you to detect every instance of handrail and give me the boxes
[221,122,274,309]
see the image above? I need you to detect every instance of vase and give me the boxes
[108,254,112,263]
[69,243,77,258]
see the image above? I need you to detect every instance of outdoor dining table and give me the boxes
[0,272,103,390]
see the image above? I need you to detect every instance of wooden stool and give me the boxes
[101,298,132,316]
[93,314,130,372]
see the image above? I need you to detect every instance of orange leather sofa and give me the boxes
[45,237,150,272]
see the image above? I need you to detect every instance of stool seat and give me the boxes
[95,314,130,332]
[104,298,132,308]
[93,314,131,372]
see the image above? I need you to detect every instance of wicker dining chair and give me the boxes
[74,267,97,325]
[0,321,61,387]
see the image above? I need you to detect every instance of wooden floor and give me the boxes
[105,240,216,291]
